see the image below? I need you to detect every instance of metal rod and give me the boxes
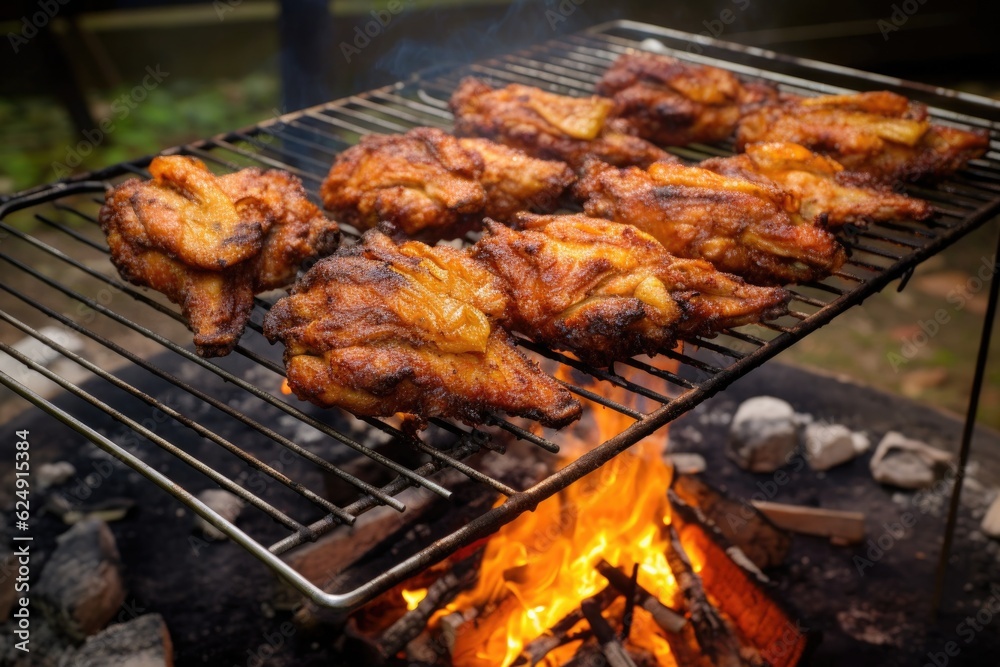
[932,220,1000,615]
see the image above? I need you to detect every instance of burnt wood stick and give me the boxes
[564,641,605,667]
[664,524,746,667]
[514,585,618,666]
[376,554,480,660]
[581,599,638,667]
[620,562,639,641]
[595,559,687,634]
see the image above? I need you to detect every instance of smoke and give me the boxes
[373,0,619,81]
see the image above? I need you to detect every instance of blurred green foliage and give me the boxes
[0,71,279,195]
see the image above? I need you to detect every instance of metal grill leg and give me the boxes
[932,219,1000,615]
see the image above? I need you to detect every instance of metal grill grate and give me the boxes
[2,20,999,612]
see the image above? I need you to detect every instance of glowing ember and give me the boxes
[402,588,428,611]
[280,378,292,395]
[440,358,681,667]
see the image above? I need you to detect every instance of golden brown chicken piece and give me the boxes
[736,91,990,182]
[472,214,789,366]
[449,77,676,170]
[458,137,577,221]
[596,51,780,146]
[575,159,847,286]
[321,127,486,237]
[100,155,340,357]
[320,128,574,238]
[263,230,582,427]
[701,142,933,227]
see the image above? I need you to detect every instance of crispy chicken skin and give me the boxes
[321,127,486,237]
[320,128,574,238]
[100,155,340,357]
[576,159,846,286]
[596,52,780,146]
[701,142,933,227]
[472,214,789,366]
[263,230,582,427]
[458,137,577,221]
[736,91,990,182]
[449,77,676,170]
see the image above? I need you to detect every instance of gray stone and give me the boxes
[35,519,126,639]
[981,495,1000,539]
[193,489,244,541]
[727,396,799,472]
[37,462,77,492]
[69,614,174,667]
[869,431,953,490]
[667,452,706,475]
[804,423,867,471]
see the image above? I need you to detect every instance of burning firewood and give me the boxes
[375,552,482,661]
[513,586,617,666]
[595,560,687,635]
[580,598,639,667]
[664,523,747,667]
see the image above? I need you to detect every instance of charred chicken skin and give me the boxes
[472,214,789,366]
[100,155,340,357]
[449,77,676,170]
[736,91,990,182]
[701,142,933,227]
[596,51,780,146]
[263,230,582,427]
[576,159,846,286]
[320,127,574,238]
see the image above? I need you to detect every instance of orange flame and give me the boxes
[402,588,428,611]
[280,378,292,395]
[443,356,681,667]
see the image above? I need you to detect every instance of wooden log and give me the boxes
[595,560,687,635]
[664,523,746,667]
[673,474,791,569]
[513,586,617,666]
[751,500,865,544]
[376,551,481,660]
[563,640,605,667]
[581,598,638,667]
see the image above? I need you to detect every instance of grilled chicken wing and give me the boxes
[320,127,574,238]
[701,142,933,227]
[100,155,340,357]
[576,159,846,286]
[263,230,582,427]
[736,91,990,182]
[450,77,675,170]
[472,214,789,366]
[596,51,780,146]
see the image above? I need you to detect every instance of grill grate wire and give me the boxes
[1,21,999,611]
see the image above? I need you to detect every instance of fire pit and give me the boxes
[1,19,999,667]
